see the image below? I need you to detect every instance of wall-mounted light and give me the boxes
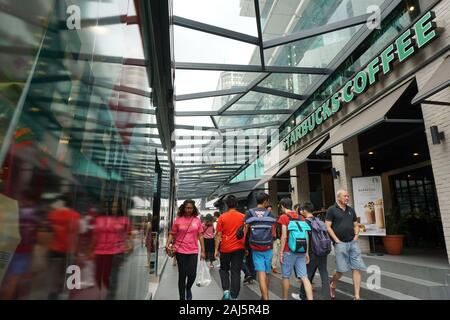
[370,167,375,170]
[413,153,419,156]
[430,125,445,145]
[409,6,415,11]
[332,167,340,179]
[368,151,374,155]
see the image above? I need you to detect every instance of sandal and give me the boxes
[329,280,336,299]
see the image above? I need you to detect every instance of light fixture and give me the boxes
[368,151,374,155]
[331,167,340,179]
[409,6,415,11]
[370,167,375,170]
[408,175,411,178]
[413,153,419,156]
[430,125,445,144]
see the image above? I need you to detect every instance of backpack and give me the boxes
[245,208,277,248]
[286,214,311,253]
[308,217,332,256]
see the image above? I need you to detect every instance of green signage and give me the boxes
[283,11,438,151]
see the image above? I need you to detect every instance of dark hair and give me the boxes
[214,211,220,218]
[302,202,315,213]
[225,195,237,209]
[267,205,273,209]
[279,197,293,210]
[177,199,199,217]
[205,214,214,224]
[256,192,269,205]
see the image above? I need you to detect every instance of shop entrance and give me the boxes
[390,166,445,249]
[357,80,447,257]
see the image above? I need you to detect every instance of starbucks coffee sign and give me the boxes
[283,11,438,151]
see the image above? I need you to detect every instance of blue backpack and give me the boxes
[246,208,277,248]
[286,214,311,253]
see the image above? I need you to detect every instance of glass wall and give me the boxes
[0,1,170,300]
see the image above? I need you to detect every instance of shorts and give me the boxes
[334,240,367,273]
[252,250,272,273]
[281,251,307,279]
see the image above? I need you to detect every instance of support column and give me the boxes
[290,163,310,206]
[267,180,278,209]
[331,136,370,253]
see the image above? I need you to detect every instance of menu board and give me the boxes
[352,176,386,236]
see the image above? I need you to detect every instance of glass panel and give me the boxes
[265,25,362,68]
[175,95,239,112]
[174,26,260,65]
[259,0,385,40]
[259,73,321,94]
[214,114,284,128]
[173,0,258,36]
[175,116,215,127]
[175,70,261,95]
[225,91,298,111]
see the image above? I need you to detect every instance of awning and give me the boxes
[254,159,289,189]
[316,79,414,155]
[277,134,329,176]
[412,54,450,105]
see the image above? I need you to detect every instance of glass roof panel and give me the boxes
[173,0,258,36]
[214,114,284,128]
[174,26,260,65]
[264,25,362,68]
[175,95,238,112]
[175,116,215,128]
[175,70,262,95]
[259,0,385,41]
[225,91,298,111]
[259,73,322,95]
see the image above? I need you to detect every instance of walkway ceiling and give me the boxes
[171,0,396,199]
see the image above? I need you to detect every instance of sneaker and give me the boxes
[291,293,302,300]
[222,290,231,300]
[186,289,192,300]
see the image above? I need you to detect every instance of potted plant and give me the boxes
[382,208,406,255]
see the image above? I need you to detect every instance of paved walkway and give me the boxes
[154,258,351,301]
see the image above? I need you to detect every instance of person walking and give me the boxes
[202,214,216,268]
[214,195,245,300]
[278,198,313,300]
[326,190,366,300]
[268,205,280,274]
[166,200,205,300]
[244,192,276,300]
[294,202,331,300]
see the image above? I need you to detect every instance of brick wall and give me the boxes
[417,60,450,264]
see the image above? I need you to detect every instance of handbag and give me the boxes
[167,217,194,257]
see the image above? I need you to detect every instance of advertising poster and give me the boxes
[352,176,386,236]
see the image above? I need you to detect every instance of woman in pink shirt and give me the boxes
[202,214,216,268]
[92,199,132,299]
[166,200,205,300]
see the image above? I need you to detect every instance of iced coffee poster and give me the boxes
[352,176,386,236]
